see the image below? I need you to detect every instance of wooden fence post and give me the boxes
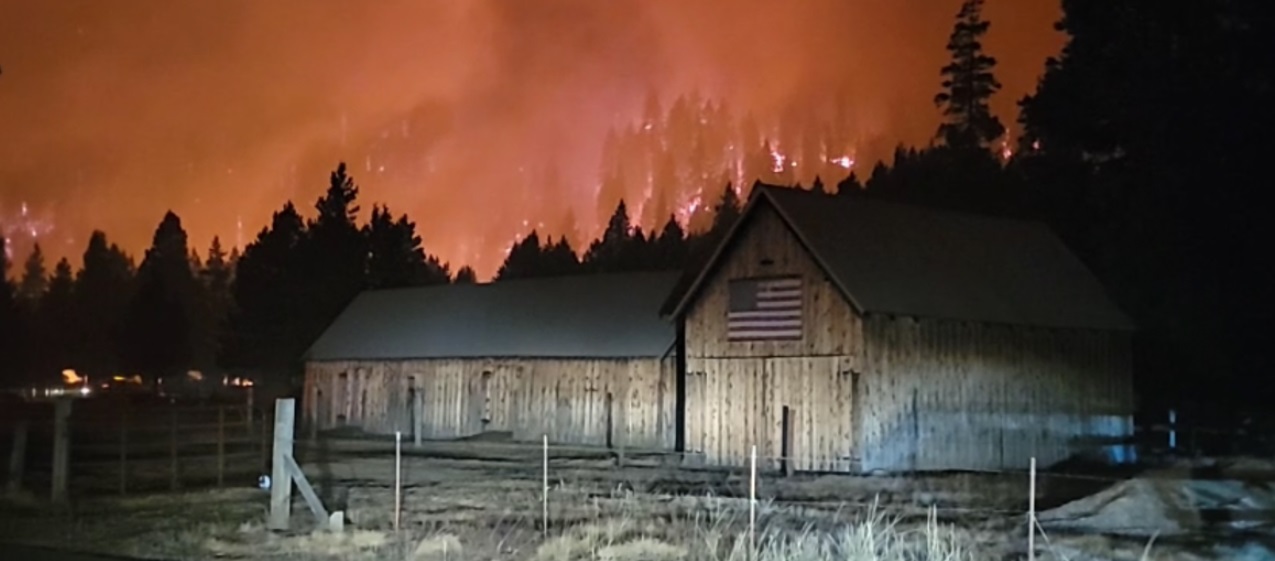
[169,403,179,492]
[260,410,270,474]
[245,386,255,432]
[119,406,128,495]
[268,399,296,530]
[217,406,226,488]
[7,420,28,496]
[51,399,72,503]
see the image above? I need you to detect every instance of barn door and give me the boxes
[763,357,855,473]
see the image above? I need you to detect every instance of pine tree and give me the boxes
[37,258,77,376]
[296,163,369,379]
[75,231,135,380]
[811,176,828,196]
[583,200,635,273]
[543,236,581,277]
[224,202,306,373]
[655,215,688,270]
[192,236,233,375]
[366,205,442,289]
[124,212,199,382]
[0,236,29,386]
[836,171,864,195]
[18,243,47,309]
[934,0,1004,149]
[495,231,544,281]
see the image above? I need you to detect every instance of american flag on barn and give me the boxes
[727,276,803,340]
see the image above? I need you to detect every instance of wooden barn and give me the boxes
[303,271,681,450]
[666,185,1136,473]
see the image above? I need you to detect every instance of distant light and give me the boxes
[62,369,85,386]
[79,387,91,396]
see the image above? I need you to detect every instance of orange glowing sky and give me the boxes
[0,1,1062,279]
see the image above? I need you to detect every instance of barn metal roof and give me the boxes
[306,271,682,361]
[669,185,1135,331]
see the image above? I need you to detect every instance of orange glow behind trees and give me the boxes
[0,1,1062,279]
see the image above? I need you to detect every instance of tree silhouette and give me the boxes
[124,212,198,382]
[366,204,448,289]
[654,216,688,270]
[495,231,544,281]
[0,237,28,386]
[452,266,477,284]
[18,243,47,309]
[191,236,233,374]
[583,200,635,273]
[935,0,1004,149]
[1018,0,1275,417]
[223,202,307,374]
[75,231,135,380]
[35,259,77,378]
[297,163,369,373]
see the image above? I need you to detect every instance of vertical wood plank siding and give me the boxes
[681,203,1135,473]
[684,205,862,471]
[304,357,674,449]
[858,316,1134,472]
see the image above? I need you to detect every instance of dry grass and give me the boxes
[0,446,1194,561]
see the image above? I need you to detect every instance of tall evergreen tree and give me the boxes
[366,205,450,289]
[1018,0,1275,416]
[75,231,135,380]
[294,163,368,381]
[543,236,581,277]
[18,243,47,309]
[934,0,1004,149]
[36,258,77,377]
[495,231,544,281]
[191,236,233,374]
[583,200,636,273]
[223,202,307,374]
[654,216,688,270]
[0,236,27,386]
[124,212,198,382]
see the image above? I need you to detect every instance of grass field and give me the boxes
[0,437,1220,561]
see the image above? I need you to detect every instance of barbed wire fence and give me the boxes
[292,421,1256,561]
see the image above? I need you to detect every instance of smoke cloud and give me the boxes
[0,0,1061,277]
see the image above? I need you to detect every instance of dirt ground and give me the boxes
[2,439,1269,561]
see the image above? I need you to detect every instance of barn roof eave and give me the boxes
[303,353,673,363]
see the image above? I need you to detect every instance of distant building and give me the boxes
[664,185,1135,472]
[303,272,680,450]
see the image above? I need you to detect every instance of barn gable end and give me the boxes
[682,202,862,472]
[672,184,1136,473]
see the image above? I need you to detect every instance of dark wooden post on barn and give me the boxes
[119,406,129,495]
[169,403,180,491]
[268,398,332,531]
[7,420,28,496]
[781,406,795,477]
[51,399,72,503]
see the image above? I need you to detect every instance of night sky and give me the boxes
[0,0,1062,278]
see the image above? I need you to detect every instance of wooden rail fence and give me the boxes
[3,397,271,501]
